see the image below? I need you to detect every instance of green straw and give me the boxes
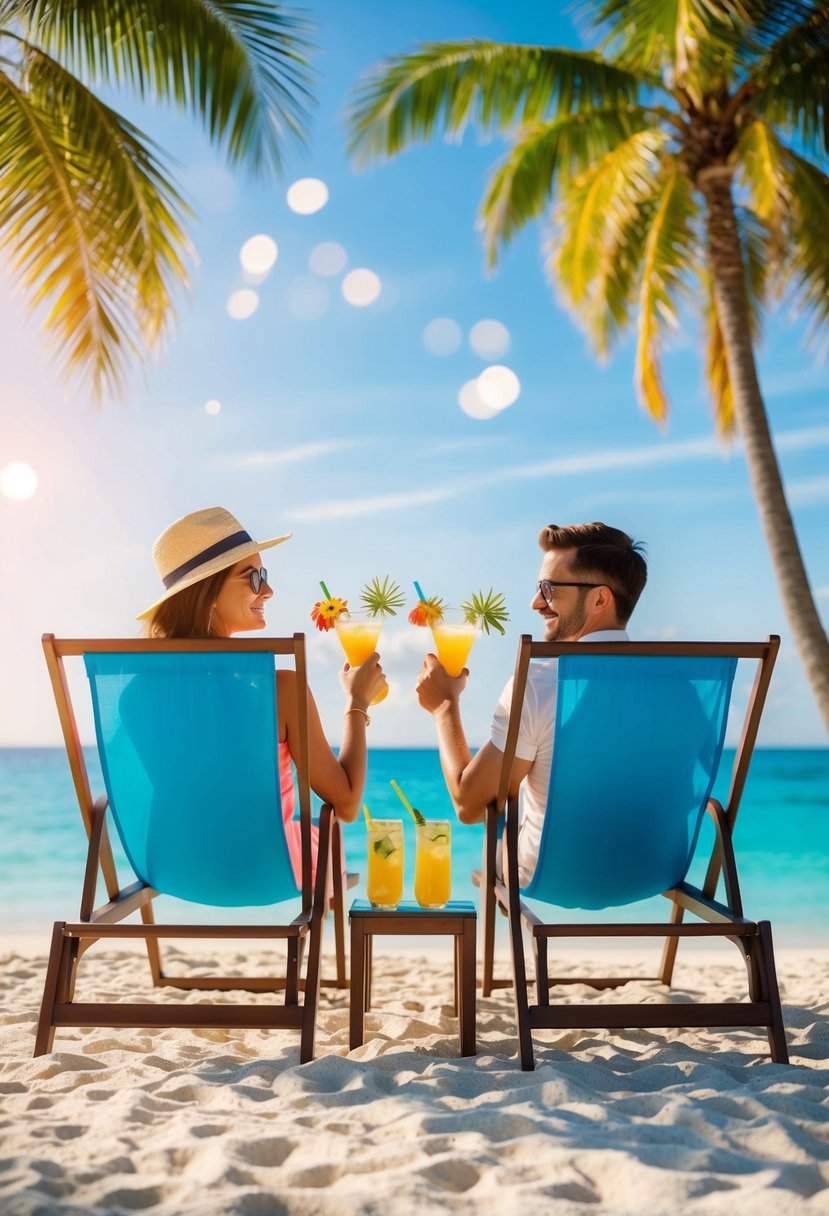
[320,580,332,599]
[390,779,425,826]
[413,581,426,602]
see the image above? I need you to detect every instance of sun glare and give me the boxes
[342,269,381,307]
[458,380,499,420]
[477,365,521,410]
[470,319,511,359]
[204,399,222,416]
[287,178,329,215]
[240,234,278,277]
[0,460,38,500]
[226,290,259,320]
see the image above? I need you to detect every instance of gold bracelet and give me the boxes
[344,707,370,726]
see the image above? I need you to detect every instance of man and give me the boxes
[415,522,648,886]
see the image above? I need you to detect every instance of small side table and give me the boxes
[349,900,477,1056]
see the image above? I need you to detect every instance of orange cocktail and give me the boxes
[367,819,404,908]
[414,820,452,908]
[430,613,478,677]
[335,611,388,704]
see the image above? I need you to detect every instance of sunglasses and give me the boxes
[536,579,603,606]
[248,567,269,595]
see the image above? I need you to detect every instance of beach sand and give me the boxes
[1,938,828,1215]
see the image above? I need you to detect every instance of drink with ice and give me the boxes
[414,819,452,909]
[366,819,404,908]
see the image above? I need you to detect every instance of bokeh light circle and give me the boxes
[458,380,499,420]
[477,364,521,410]
[226,289,259,320]
[0,460,38,499]
[204,399,222,416]
[239,234,278,276]
[287,178,329,215]
[309,241,347,276]
[469,319,511,359]
[423,318,462,356]
[342,269,381,307]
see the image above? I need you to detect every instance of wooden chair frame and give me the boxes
[474,637,788,1069]
[37,634,347,1061]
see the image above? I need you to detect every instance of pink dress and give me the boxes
[278,741,343,900]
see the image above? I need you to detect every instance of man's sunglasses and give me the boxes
[536,580,604,606]
[248,568,269,594]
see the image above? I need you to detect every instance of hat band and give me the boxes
[162,530,253,589]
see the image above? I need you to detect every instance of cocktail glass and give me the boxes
[366,818,404,909]
[430,611,479,678]
[414,819,452,909]
[335,610,388,705]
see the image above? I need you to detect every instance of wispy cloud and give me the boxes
[286,424,829,522]
[286,485,455,522]
[216,440,356,470]
[788,476,829,506]
[816,586,829,601]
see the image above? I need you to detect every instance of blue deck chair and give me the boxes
[476,637,787,1069]
[37,635,330,1063]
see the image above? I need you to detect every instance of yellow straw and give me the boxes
[390,779,425,825]
[362,803,374,829]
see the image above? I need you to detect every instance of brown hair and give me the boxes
[538,521,647,624]
[145,568,230,638]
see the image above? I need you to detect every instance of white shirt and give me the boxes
[490,629,629,886]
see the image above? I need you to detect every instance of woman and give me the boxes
[137,505,385,887]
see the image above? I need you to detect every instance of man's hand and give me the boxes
[415,652,468,715]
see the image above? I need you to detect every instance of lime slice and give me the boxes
[373,837,396,859]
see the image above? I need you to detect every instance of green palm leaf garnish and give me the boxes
[461,588,510,636]
[361,575,406,618]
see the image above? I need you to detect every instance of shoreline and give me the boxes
[6,929,829,964]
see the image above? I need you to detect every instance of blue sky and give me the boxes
[1,0,827,747]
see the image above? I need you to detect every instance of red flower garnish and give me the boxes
[408,598,444,627]
[311,596,348,632]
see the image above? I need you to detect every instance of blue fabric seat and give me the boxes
[478,637,788,1070]
[86,651,297,907]
[36,636,329,1064]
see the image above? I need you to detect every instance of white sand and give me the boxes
[2,939,829,1215]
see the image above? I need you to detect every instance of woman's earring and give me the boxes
[207,604,215,636]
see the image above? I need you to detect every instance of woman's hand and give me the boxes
[340,652,386,708]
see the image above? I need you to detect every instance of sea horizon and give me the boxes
[3,745,828,948]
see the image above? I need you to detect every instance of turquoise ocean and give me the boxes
[2,747,828,947]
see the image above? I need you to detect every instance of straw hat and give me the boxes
[137,506,291,620]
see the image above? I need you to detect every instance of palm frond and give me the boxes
[780,148,829,352]
[0,47,190,398]
[549,129,682,357]
[750,3,829,156]
[586,0,746,96]
[702,277,735,434]
[347,40,650,165]
[479,105,655,266]
[633,159,697,422]
[23,0,316,173]
[735,119,790,266]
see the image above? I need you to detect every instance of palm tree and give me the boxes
[347,0,829,732]
[0,0,314,397]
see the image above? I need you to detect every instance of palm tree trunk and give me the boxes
[699,165,829,733]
